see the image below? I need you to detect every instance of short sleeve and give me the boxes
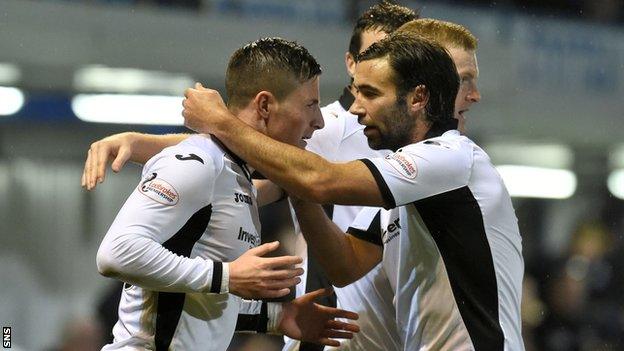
[346,207,384,247]
[360,137,472,208]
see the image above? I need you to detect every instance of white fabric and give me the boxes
[283,98,401,351]
[99,135,261,351]
[362,130,524,351]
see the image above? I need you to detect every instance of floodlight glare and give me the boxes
[72,94,184,125]
[607,169,624,200]
[0,86,25,116]
[496,165,577,199]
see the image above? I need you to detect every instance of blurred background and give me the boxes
[0,0,623,350]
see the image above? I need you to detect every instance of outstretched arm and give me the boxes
[290,198,382,287]
[237,289,360,347]
[182,86,387,208]
[82,132,190,190]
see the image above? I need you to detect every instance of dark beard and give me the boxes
[375,97,415,151]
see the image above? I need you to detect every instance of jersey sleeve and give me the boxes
[359,139,472,209]
[236,300,283,334]
[346,207,401,248]
[96,145,228,294]
[346,207,384,247]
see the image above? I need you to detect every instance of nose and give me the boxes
[468,87,481,103]
[312,106,324,130]
[349,99,365,120]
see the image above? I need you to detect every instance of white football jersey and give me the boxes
[357,130,525,351]
[284,88,401,351]
[98,135,262,351]
[346,206,401,295]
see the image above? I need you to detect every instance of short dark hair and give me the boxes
[357,32,459,137]
[226,37,321,109]
[348,1,419,57]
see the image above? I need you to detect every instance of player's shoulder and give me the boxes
[305,100,346,157]
[136,135,224,205]
[319,100,347,133]
[143,134,225,179]
[403,130,472,157]
[389,130,474,178]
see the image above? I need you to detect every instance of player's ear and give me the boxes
[253,91,275,121]
[345,52,357,78]
[407,85,429,114]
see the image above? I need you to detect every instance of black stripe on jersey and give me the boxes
[213,137,252,182]
[338,86,355,111]
[251,170,266,179]
[155,204,213,351]
[322,204,334,219]
[235,302,269,333]
[413,187,504,351]
[301,250,337,351]
[359,159,396,209]
[210,262,223,293]
[346,210,383,247]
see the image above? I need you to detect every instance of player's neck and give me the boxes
[233,108,265,134]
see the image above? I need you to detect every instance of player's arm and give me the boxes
[183,86,473,208]
[291,199,382,287]
[253,179,286,207]
[96,148,302,299]
[236,289,360,347]
[182,86,387,208]
[82,132,191,190]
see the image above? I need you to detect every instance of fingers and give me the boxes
[85,148,96,190]
[81,150,89,188]
[322,330,355,340]
[317,338,341,347]
[246,241,280,256]
[96,143,112,183]
[259,277,301,290]
[262,255,303,268]
[304,288,334,301]
[263,267,304,280]
[315,322,360,347]
[89,142,101,188]
[319,306,359,321]
[325,320,360,333]
[111,147,131,173]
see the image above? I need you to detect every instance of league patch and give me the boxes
[384,152,418,179]
[139,173,179,205]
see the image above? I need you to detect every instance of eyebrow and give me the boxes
[459,71,477,79]
[355,83,382,95]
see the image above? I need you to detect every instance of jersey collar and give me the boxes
[338,86,355,111]
[443,129,460,136]
[212,135,253,182]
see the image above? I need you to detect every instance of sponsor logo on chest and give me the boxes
[237,227,259,247]
[234,192,253,205]
[382,217,401,245]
